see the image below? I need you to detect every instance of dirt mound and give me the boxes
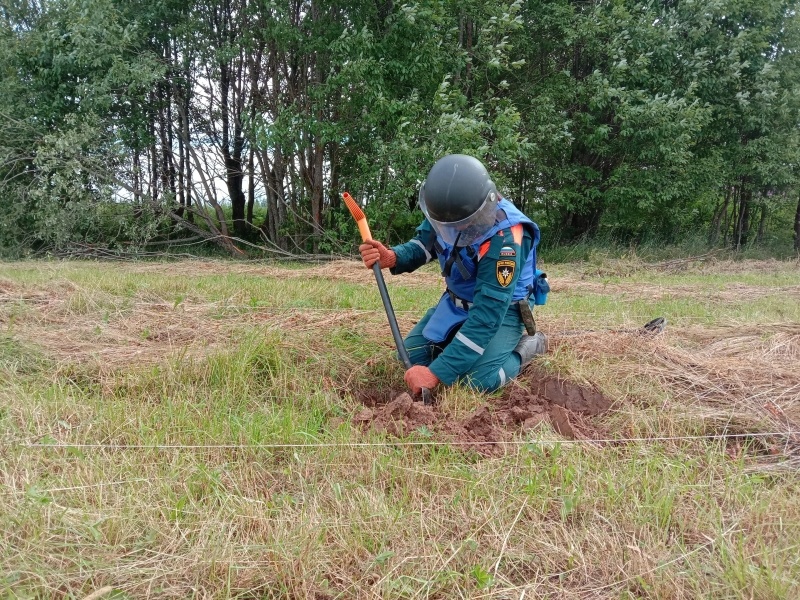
[504,365,611,416]
[351,366,612,456]
[353,393,437,437]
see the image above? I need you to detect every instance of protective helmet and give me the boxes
[418,154,499,246]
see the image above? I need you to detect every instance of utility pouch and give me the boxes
[518,299,537,335]
[422,293,469,343]
[533,270,550,305]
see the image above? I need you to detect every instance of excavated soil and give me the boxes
[351,366,613,456]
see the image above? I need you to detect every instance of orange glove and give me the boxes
[404,365,439,395]
[359,240,397,269]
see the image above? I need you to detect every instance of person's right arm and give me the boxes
[359,220,437,273]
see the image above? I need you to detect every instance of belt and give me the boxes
[446,288,473,311]
[447,288,534,323]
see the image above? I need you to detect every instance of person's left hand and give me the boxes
[404,365,439,395]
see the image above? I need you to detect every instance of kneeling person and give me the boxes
[359,154,548,396]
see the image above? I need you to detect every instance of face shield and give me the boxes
[419,188,498,247]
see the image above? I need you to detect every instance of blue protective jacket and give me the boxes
[437,199,538,303]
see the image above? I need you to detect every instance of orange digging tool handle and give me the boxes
[342,192,372,242]
[341,191,433,405]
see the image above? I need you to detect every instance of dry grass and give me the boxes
[552,276,800,304]
[125,258,443,289]
[1,257,799,599]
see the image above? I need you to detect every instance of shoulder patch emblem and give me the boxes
[499,245,516,258]
[496,259,515,287]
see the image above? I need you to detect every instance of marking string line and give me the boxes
[6,430,799,451]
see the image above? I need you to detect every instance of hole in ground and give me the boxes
[347,366,614,456]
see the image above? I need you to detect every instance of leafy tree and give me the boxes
[2,0,799,255]
[0,0,162,252]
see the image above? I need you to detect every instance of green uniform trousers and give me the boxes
[403,304,525,392]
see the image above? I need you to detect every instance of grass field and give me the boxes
[1,256,799,599]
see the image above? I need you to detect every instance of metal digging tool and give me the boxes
[342,192,433,405]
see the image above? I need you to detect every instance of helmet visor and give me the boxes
[419,189,498,247]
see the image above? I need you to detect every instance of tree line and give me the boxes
[2,0,799,256]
